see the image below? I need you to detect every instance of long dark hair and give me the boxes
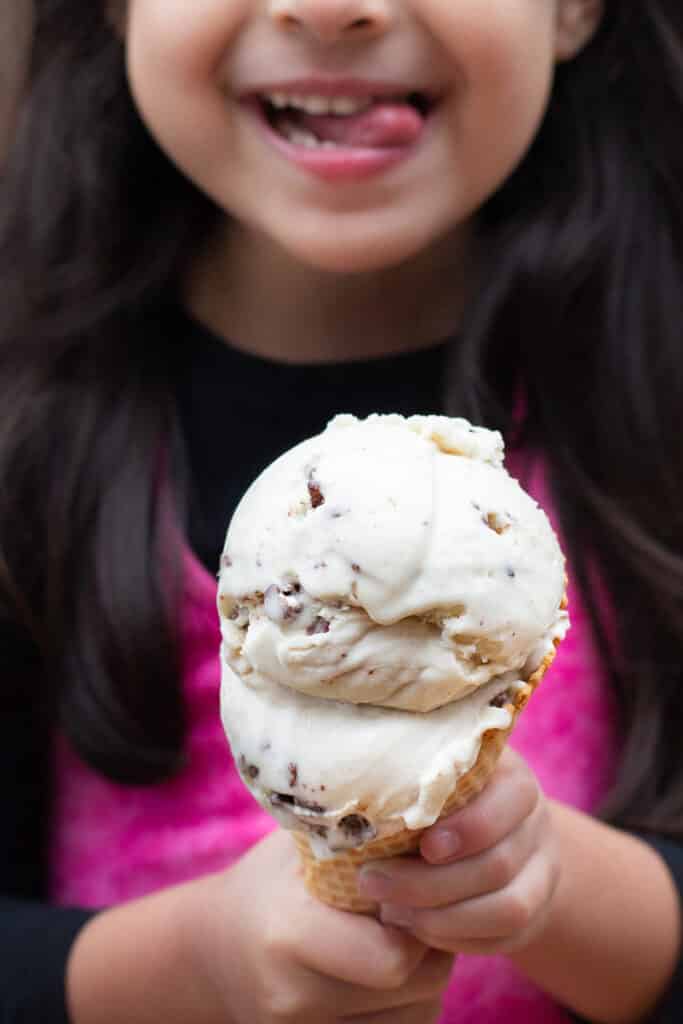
[1,1,682,839]
[450,3,683,836]
[0,1,214,783]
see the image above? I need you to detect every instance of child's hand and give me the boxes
[358,748,561,956]
[189,827,454,1023]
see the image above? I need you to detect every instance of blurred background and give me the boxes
[0,0,33,159]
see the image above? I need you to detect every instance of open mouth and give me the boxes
[257,91,436,150]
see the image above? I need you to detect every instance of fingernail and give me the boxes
[358,868,393,901]
[380,904,414,928]
[426,828,460,863]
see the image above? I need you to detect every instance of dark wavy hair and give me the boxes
[1,1,682,844]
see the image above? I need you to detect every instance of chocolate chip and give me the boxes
[264,584,302,623]
[238,755,259,779]
[486,510,516,535]
[483,511,510,534]
[338,814,373,839]
[271,791,325,813]
[314,826,329,838]
[306,616,330,636]
[490,689,513,708]
[288,762,298,787]
[507,567,516,578]
[221,553,233,568]
[270,792,295,806]
[228,606,239,621]
[351,563,361,573]
[308,480,324,508]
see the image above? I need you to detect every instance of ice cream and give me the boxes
[218,414,568,908]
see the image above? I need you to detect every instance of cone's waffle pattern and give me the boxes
[293,640,560,913]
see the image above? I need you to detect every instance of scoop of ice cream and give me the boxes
[218,414,566,713]
[220,658,522,855]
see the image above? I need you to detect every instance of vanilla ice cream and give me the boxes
[218,414,568,856]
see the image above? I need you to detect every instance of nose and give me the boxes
[268,0,393,44]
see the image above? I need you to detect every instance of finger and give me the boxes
[383,850,554,951]
[345,998,443,1022]
[304,949,454,1017]
[360,806,542,909]
[419,748,540,865]
[289,900,428,990]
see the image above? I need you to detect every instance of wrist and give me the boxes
[175,871,239,1024]
[509,802,680,1023]
[66,879,226,1024]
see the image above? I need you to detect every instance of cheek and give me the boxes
[124,0,248,184]
[126,0,247,82]
[420,0,558,142]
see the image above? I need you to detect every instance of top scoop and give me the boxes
[219,414,566,713]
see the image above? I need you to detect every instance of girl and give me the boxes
[1,0,682,1021]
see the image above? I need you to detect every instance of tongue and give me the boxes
[296,101,424,148]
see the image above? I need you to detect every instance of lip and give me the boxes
[239,76,437,101]
[241,81,438,184]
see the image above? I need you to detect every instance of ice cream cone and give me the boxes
[218,416,570,913]
[292,638,561,913]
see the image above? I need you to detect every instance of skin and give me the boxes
[121,0,600,361]
[67,0,681,1021]
[360,748,681,1022]
[69,829,453,1022]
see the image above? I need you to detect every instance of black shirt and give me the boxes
[1,308,682,1021]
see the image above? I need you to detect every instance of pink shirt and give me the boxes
[50,452,618,1022]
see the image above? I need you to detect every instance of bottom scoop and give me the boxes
[220,660,528,858]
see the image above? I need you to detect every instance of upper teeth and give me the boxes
[265,93,375,115]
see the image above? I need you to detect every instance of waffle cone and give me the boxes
[293,635,562,913]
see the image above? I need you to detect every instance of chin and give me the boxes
[280,230,434,275]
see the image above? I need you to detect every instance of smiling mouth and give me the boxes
[257,92,436,149]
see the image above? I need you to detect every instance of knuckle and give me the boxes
[410,911,445,951]
[519,773,541,814]
[260,970,303,1021]
[548,853,562,895]
[262,919,293,962]
[499,886,534,932]
[266,994,303,1021]
[486,843,518,889]
[379,941,419,989]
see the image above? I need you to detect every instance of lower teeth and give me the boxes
[281,122,339,149]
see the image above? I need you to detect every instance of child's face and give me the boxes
[123,0,600,272]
